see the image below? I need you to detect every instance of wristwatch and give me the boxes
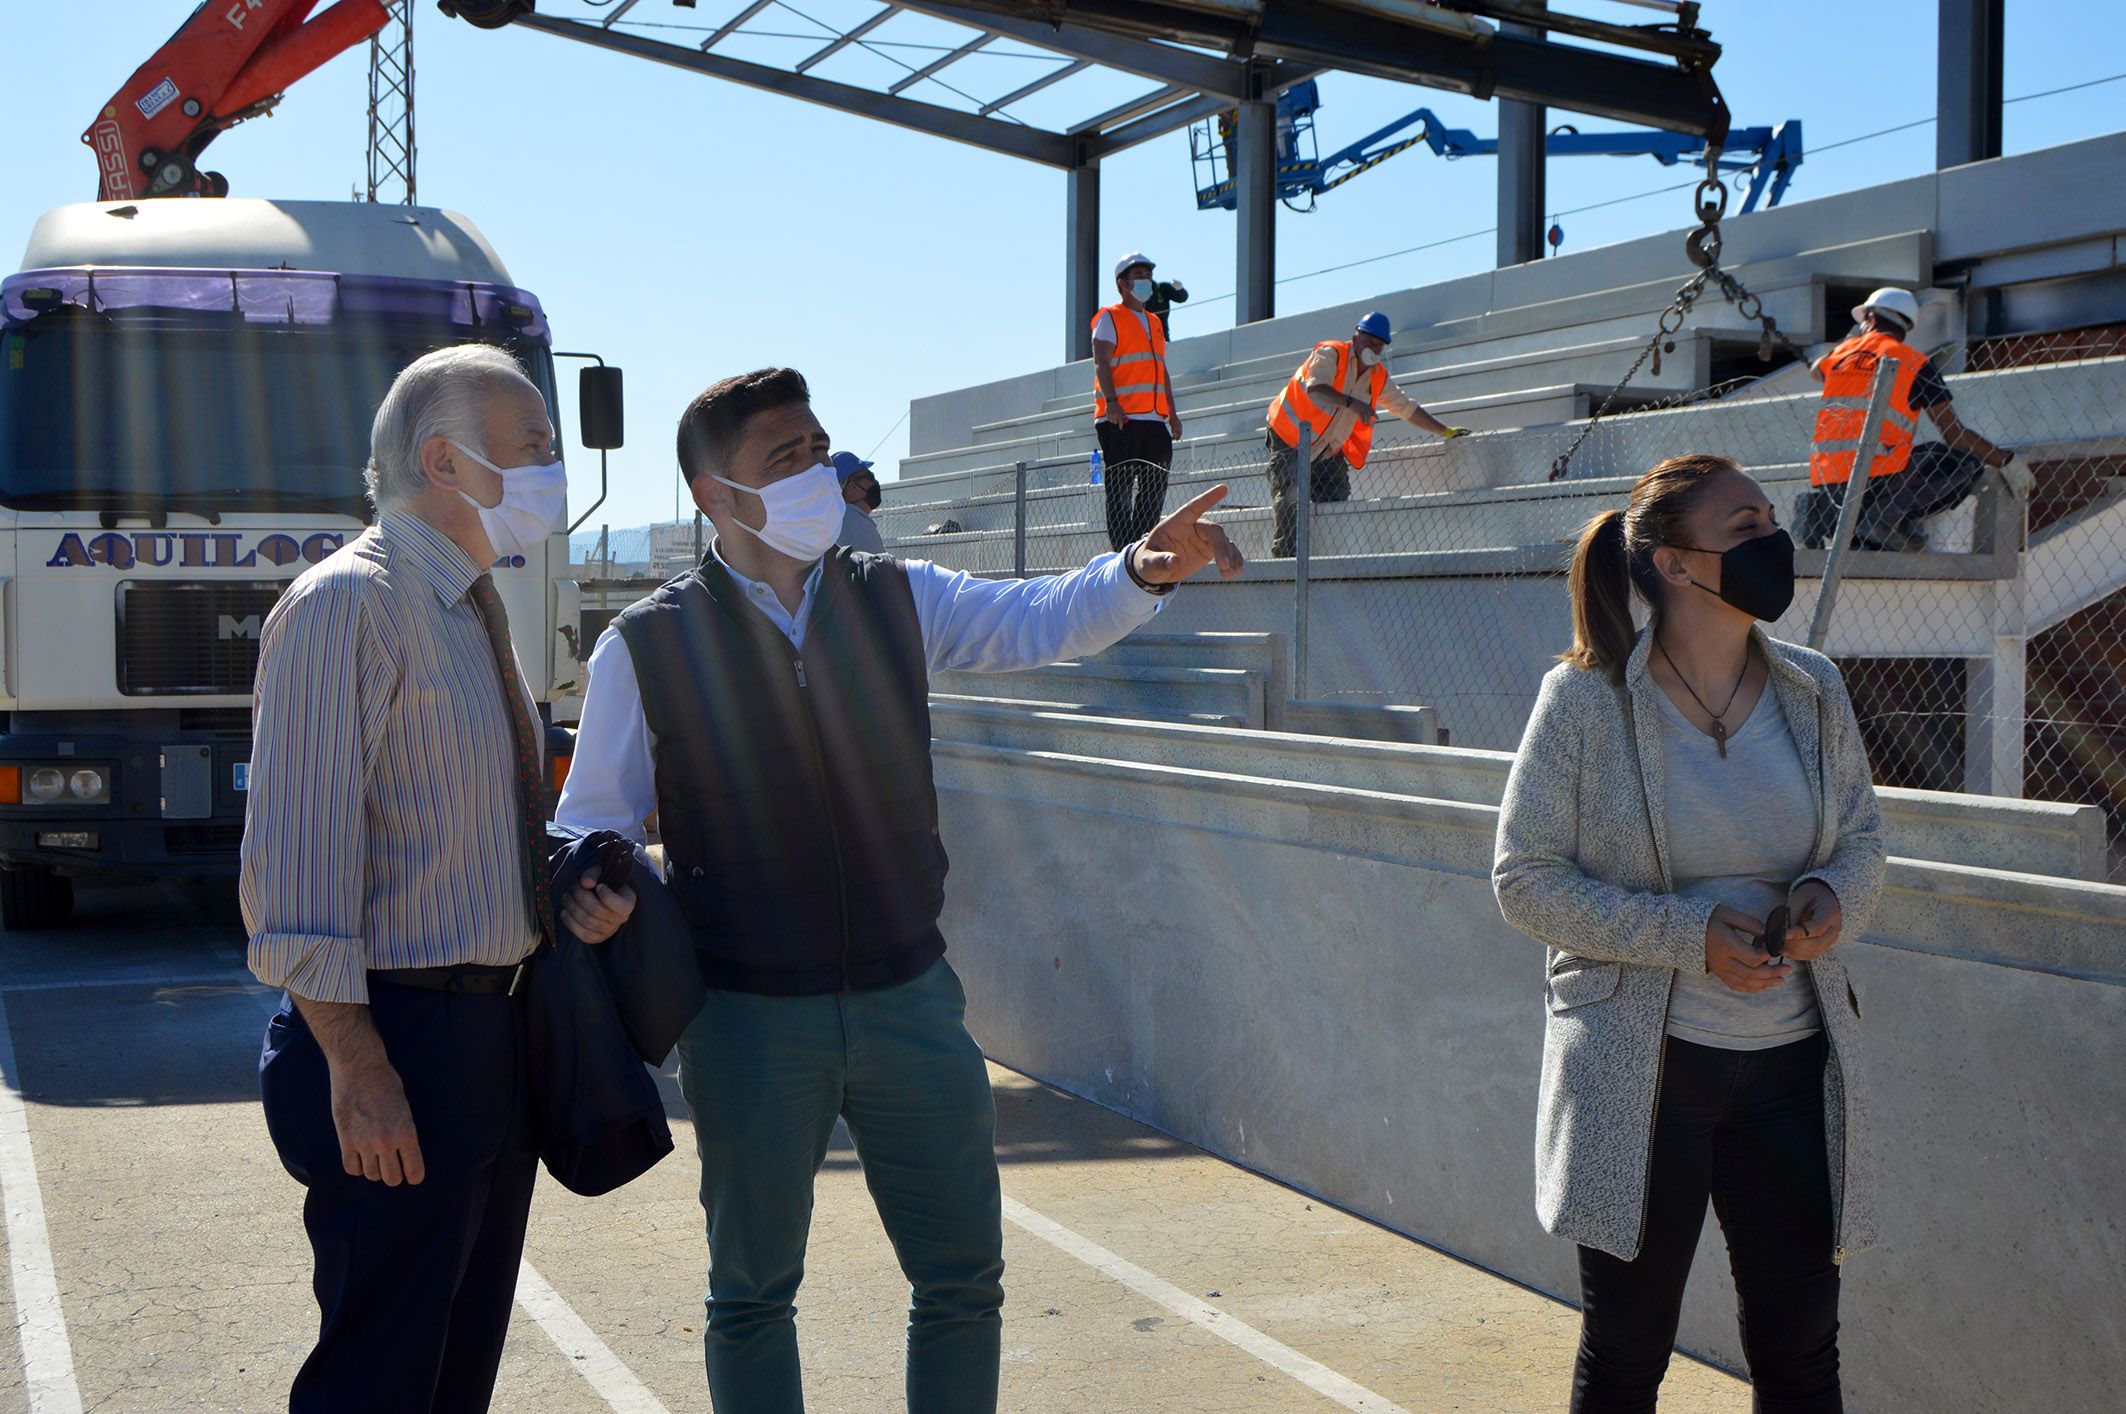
[1124,542,1176,596]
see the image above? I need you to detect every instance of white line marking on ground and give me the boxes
[1001,1194,1411,1414]
[0,995,84,1414]
[515,1260,673,1413]
[214,958,665,1412]
[0,972,265,993]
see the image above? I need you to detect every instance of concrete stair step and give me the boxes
[928,693,1246,730]
[927,703,2110,880]
[930,662,1267,730]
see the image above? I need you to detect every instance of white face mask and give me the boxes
[713,462,846,563]
[1357,346,1382,368]
[1129,278,1155,302]
[447,439,567,562]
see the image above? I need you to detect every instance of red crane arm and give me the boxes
[83,0,393,201]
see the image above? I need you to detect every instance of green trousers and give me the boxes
[675,957,1005,1413]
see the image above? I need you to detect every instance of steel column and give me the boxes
[1937,0,2005,169]
[1234,95,1276,325]
[1495,2,1545,267]
[1066,158,1101,361]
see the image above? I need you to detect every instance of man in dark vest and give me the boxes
[555,367,1241,1412]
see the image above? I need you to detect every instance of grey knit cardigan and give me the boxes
[1492,625,1888,1263]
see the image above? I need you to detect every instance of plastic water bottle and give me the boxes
[1089,449,1104,485]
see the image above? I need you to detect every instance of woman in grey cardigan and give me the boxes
[1493,454,1887,1412]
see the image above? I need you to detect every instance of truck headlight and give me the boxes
[25,768,65,804]
[68,769,109,803]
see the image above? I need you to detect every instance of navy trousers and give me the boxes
[260,981,540,1413]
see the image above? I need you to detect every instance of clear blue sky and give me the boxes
[8,1,2122,532]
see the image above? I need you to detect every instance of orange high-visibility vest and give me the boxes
[1267,340,1388,469]
[1091,303,1171,419]
[1809,330,1924,486]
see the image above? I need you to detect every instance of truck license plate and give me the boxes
[233,763,249,793]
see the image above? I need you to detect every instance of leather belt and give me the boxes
[369,960,530,996]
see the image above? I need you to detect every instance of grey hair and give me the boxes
[364,344,533,513]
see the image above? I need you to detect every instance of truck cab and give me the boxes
[0,199,602,928]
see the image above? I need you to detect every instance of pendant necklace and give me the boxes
[1656,634,1749,759]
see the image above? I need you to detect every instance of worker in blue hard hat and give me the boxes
[830,450,887,553]
[1263,311,1467,557]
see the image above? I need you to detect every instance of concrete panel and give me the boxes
[1936,133,2126,264]
[934,751,2126,1410]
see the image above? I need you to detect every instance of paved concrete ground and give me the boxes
[0,879,1749,1412]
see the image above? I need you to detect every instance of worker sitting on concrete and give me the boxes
[831,450,886,553]
[1798,287,2016,552]
[1091,252,1184,554]
[1264,311,1466,558]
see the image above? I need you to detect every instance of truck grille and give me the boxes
[117,583,283,696]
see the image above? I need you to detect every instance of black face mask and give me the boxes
[1676,528,1796,622]
[861,482,883,511]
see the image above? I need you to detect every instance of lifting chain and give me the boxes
[1548,153,1807,483]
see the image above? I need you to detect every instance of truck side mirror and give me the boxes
[579,365,624,451]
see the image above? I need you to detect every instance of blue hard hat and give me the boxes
[830,451,874,483]
[1355,311,1393,343]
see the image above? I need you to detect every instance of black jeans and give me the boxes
[1095,419,1173,552]
[1266,431,1352,557]
[1573,1033,1841,1414]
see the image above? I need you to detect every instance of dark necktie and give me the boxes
[468,573,556,949]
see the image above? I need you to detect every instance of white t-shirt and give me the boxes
[1091,307,1168,422]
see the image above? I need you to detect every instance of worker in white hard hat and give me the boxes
[1090,252,1184,551]
[1800,286,2016,552]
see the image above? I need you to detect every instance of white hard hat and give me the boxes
[1113,251,1155,279]
[1852,287,1920,331]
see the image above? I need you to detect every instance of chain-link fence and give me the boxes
[885,325,2126,883]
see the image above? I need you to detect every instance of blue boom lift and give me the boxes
[1191,80,1802,223]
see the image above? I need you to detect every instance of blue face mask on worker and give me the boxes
[1129,278,1155,302]
[1677,528,1796,622]
[712,463,846,562]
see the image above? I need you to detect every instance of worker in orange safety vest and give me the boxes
[1091,252,1184,552]
[1263,310,1465,557]
[1800,287,2016,552]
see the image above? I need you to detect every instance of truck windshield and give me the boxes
[0,273,557,512]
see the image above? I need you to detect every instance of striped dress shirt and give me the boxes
[242,512,540,1005]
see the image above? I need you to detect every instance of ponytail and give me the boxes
[1564,509,1637,678]
[1559,452,1740,679]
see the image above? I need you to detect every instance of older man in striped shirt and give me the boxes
[243,344,634,1412]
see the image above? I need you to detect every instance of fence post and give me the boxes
[1806,357,1900,651]
[1293,421,1313,702]
[692,510,704,566]
[1014,460,1029,578]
